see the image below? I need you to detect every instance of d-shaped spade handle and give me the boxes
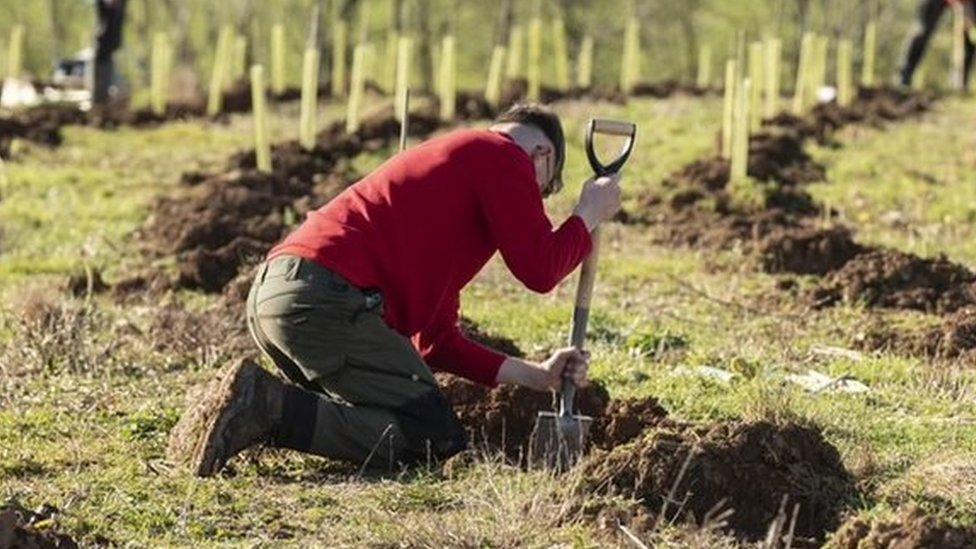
[585,119,637,176]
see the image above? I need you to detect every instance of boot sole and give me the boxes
[168,358,261,477]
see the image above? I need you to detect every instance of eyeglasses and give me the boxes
[540,148,561,197]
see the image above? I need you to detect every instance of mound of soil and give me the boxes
[829,506,976,548]
[856,86,932,122]
[0,502,80,548]
[437,375,667,461]
[859,307,976,362]
[577,420,854,542]
[748,132,825,186]
[810,250,976,313]
[0,103,87,155]
[756,226,865,275]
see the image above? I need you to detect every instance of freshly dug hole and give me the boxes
[437,375,667,462]
[828,506,976,548]
[810,250,976,313]
[576,420,854,543]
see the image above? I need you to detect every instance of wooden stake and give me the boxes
[837,39,853,107]
[232,35,247,82]
[813,35,828,105]
[721,59,736,159]
[861,20,876,88]
[300,47,321,150]
[6,25,23,79]
[553,17,570,92]
[347,44,367,133]
[251,65,272,173]
[399,88,410,152]
[271,24,286,96]
[506,25,524,80]
[697,44,712,88]
[748,42,764,130]
[206,27,233,116]
[485,45,506,107]
[528,18,542,101]
[791,33,813,115]
[952,2,967,91]
[621,18,640,94]
[439,35,456,120]
[731,77,751,182]
[764,38,781,118]
[150,32,171,116]
[332,20,348,97]
[394,36,412,122]
[578,35,594,89]
[384,30,399,93]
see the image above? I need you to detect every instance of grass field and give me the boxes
[2,91,976,546]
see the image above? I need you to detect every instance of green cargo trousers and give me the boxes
[245,255,468,469]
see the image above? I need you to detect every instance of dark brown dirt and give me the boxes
[829,505,976,548]
[577,420,854,543]
[0,502,81,548]
[809,250,976,314]
[0,103,87,156]
[858,307,976,362]
[855,86,933,122]
[437,375,667,462]
[623,138,824,248]
[756,226,866,276]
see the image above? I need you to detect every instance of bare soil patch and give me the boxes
[809,250,976,314]
[577,420,855,543]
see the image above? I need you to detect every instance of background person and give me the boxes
[93,0,128,104]
[899,0,976,87]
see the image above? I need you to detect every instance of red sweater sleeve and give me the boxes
[413,293,506,387]
[473,144,593,293]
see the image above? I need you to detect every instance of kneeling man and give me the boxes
[177,104,622,475]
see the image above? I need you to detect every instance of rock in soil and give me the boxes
[437,375,667,462]
[828,506,976,548]
[810,250,976,314]
[576,420,854,543]
[0,502,81,548]
[756,226,865,276]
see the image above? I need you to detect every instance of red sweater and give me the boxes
[269,129,592,386]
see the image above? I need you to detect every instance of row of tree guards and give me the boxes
[720,20,882,184]
[2,6,972,176]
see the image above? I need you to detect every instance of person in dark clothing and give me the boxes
[899,0,976,87]
[93,0,127,104]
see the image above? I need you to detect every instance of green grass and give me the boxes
[2,93,976,546]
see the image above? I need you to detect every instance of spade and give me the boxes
[529,118,637,470]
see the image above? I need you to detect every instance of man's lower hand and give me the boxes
[495,348,590,392]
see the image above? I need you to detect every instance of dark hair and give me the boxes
[495,103,565,196]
